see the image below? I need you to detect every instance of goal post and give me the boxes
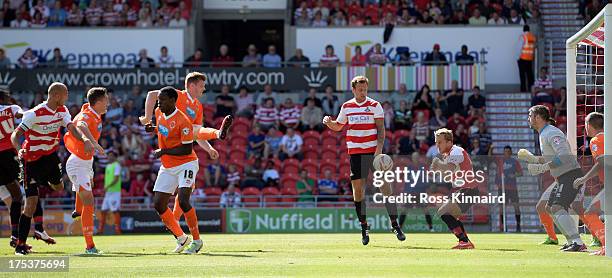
[566,4,611,257]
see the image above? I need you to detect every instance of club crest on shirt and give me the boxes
[182,128,190,135]
[158,124,169,137]
[592,143,598,152]
[186,107,196,119]
[97,123,102,131]
[552,136,563,145]
[364,107,371,112]
[170,121,176,128]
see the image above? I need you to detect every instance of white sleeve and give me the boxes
[62,111,72,127]
[10,105,22,115]
[373,102,384,119]
[296,135,303,146]
[280,136,288,146]
[336,104,347,124]
[114,164,121,176]
[446,146,465,166]
[19,110,36,130]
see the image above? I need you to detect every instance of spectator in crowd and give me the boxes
[264,126,282,159]
[135,49,155,68]
[184,48,205,67]
[554,86,567,118]
[205,160,227,188]
[256,84,279,105]
[382,101,395,130]
[136,8,153,27]
[419,10,434,24]
[429,107,447,133]
[389,83,410,109]
[351,45,367,66]
[18,48,38,69]
[396,131,418,155]
[301,98,324,132]
[331,10,347,26]
[313,0,330,21]
[446,112,467,132]
[128,85,144,110]
[85,0,103,26]
[585,0,603,21]
[468,86,486,115]
[394,100,412,130]
[318,169,338,201]
[243,44,262,67]
[302,87,322,108]
[423,44,448,65]
[236,86,255,117]
[531,66,552,96]
[453,124,470,148]
[468,8,486,25]
[168,10,187,27]
[226,164,241,187]
[368,43,387,65]
[66,3,83,26]
[451,9,468,24]
[294,1,312,22]
[296,169,314,203]
[470,121,492,151]
[48,47,66,68]
[262,160,280,188]
[0,48,11,69]
[254,98,279,131]
[412,85,434,114]
[215,85,235,118]
[311,10,328,26]
[31,10,47,28]
[394,47,414,65]
[488,11,506,25]
[442,80,465,117]
[262,45,282,68]
[279,127,304,161]
[129,173,146,197]
[102,1,119,26]
[279,98,301,132]
[106,96,124,125]
[157,46,174,67]
[507,9,525,25]
[30,0,49,19]
[380,11,396,26]
[220,184,241,208]
[455,45,475,65]
[47,0,66,27]
[1,1,14,27]
[213,44,235,67]
[288,48,311,67]
[10,12,30,27]
[321,85,340,116]
[123,99,139,118]
[295,8,311,27]
[125,3,138,26]
[348,13,364,26]
[412,111,430,141]
[242,158,264,189]
[320,44,340,67]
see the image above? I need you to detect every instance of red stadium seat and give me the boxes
[304,150,319,160]
[283,158,300,171]
[321,151,337,160]
[280,187,297,207]
[241,187,261,207]
[302,130,320,139]
[394,129,410,142]
[280,173,299,189]
[322,129,340,140]
[303,137,320,147]
[321,136,338,146]
[204,187,223,204]
[262,187,281,206]
[320,159,336,174]
[229,149,247,161]
[301,159,319,174]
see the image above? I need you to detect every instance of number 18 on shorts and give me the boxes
[153,160,199,194]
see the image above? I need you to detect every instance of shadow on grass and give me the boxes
[371,245,448,250]
[201,253,254,258]
[213,250,272,253]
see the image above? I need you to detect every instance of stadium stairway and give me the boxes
[540,0,584,83]
[486,91,542,232]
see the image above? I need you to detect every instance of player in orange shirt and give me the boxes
[573,112,606,256]
[144,86,203,254]
[139,72,233,220]
[64,87,107,254]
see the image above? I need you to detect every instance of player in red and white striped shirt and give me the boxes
[323,75,405,245]
[11,82,92,255]
[430,128,479,249]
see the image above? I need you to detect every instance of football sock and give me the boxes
[538,211,557,240]
[159,208,184,237]
[82,205,95,249]
[184,208,200,240]
[354,201,367,225]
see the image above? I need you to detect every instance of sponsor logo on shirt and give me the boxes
[348,115,372,124]
[186,107,196,119]
[158,124,169,137]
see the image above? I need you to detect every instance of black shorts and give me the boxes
[349,153,375,181]
[0,149,19,185]
[498,186,519,204]
[453,187,480,214]
[23,152,62,197]
[547,168,583,209]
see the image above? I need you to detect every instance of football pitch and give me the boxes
[0,233,609,277]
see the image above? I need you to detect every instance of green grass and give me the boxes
[0,233,610,277]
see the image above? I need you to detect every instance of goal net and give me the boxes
[566,4,611,257]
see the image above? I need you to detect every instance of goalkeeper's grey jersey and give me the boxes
[538,124,580,178]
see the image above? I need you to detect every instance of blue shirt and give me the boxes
[318,179,338,195]
[48,8,67,27]
[248,134,265,151]
[262,54,282,68]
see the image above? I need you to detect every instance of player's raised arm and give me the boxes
[139,89,161,125]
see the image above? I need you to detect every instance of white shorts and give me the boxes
[101,191,121,212]
[153,160,199,194]
[66,154,94,192]
[0,185,10,200]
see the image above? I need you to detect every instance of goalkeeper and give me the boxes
[517,105,586,252]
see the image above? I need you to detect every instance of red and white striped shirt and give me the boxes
[0,105,22,152]
[442,145,477,189]
[18,102,71,162]
[254,106,278,126]
[336,97,383,154]
[280,106,300,125]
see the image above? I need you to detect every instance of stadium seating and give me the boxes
[204,187,223,204]
[241,187,262,207]
[262,187,281,207]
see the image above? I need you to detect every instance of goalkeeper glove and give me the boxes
[518,149,539,164]
[527,163,550,176]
